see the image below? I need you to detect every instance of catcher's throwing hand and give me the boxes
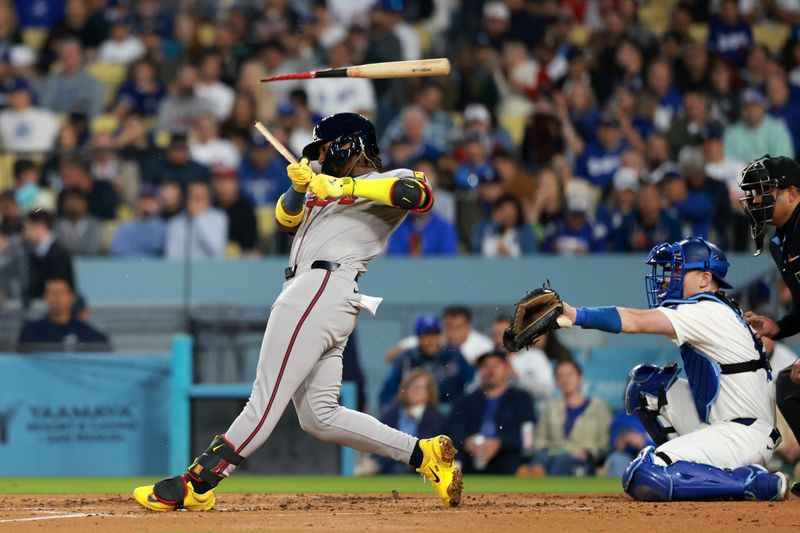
[309,173,354,200]
[743,311,780,339]
[287,157,313,192]
[503,282,569,352]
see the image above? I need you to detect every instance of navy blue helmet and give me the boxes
[301,113,381,176]
[645,237,731,308]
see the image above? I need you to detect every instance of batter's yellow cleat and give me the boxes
[133,476,216,512]
[416,435,463,507]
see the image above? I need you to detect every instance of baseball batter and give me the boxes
[134,113,463,511]
[558,237,787,501]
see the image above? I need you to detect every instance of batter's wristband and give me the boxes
[283,185,306,213]
[575,306,622,333]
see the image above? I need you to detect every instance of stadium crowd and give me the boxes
[1,0,800,280]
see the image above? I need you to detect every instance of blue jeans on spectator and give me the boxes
[531,449,595,476]
[603,451,634,478]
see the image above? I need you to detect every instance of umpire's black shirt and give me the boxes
[769,204,800,338]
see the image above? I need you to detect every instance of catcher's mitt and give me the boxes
[503,282,564,352]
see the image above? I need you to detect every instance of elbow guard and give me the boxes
[390,175,434,212]
[275,193,304,228]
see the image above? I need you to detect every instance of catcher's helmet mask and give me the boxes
[738,154,800,255]
[645,237,731,309]
[302,113,381,177]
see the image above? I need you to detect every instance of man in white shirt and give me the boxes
[388,306,494,364]
[189,114,241,171]
[702,126,744,190]
[194,52,235,121]
[305,41,376,118]
[166,181,228,260]
[0,79,59,154]
[554,237,786,501]
[97,15,145,64]
[493,316,555,404]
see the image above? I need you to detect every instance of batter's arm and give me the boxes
[309,171,434,212]
[562,302,676,337]
[275,186,306,232]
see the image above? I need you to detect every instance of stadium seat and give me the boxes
[638,0,675,36]
[499,114,526,148]
[22,28,48,50]
[0,153,15,190]
[689,23,709,43]
[91,114,120,134]
[226,241,242,259]
[568,25,589,46]
[256,205,277,246]
[582,347,667,411]
[754,23,790,55]
[198,23,216,48]
[86,62,128,108]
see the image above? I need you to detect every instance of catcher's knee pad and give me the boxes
[624,362,680,445]
[186,434,245,488]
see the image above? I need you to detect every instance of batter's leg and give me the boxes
[293,347,417,463]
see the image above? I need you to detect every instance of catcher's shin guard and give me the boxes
[185,434,245,489]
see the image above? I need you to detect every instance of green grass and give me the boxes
[0,476,622,495]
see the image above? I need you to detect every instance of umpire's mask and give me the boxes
[738,156,780,256]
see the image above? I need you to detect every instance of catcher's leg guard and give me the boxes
[185,434,245,489]
[624,363,680,445]
[622,446,788,501]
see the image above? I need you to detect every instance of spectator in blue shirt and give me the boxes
[18,277,110,352]
[661,167,713,239]
[387,211,458,257]
[574,114,627,190]
[15,0,64,29]
[543,193,608,254]
[447,350,536,474]
[114,58,167,118]
[646,58,682,132]
[379,369,446,474]
[613,182,683,252]
[597,166,640,240]
[238,133,290,205]
[110,183,166,258]
[379,313,474,408]
[141,134,211,188]
[767,75,800,156]
[471,194,536,257]
[453,132,493,189]
[707,0,753,67]
[603,411,653,477]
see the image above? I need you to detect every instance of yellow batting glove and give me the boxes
[286,157,313,193]
[309,173,354,200]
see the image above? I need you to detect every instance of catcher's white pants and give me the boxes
[220,266,416,475]
[653,379,775,469]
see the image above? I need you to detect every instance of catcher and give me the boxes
[504,237,787,501]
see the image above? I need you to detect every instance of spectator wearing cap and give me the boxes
[447,350,536,475]
[665,91,712,159]
[543,181,608,254]
[386,209,458,257]
[195,51,235,122]
[8,45,39,91]
[597,165,640,238]
[574,113,627,190]
[238,132,291,206]
[378,368,446,474]
[97,13,145,64]
[156,65,214,134]
[13,159,55,214]
[212,168,257,256]
[520,359,611,477]
[603,411,653,478]
[40,38,104,118]
[142,133,211,188]
[471,194,536,258]
[305,40,376,119]
[55,188,103,256]
[767,74,800,156]
[453,132,495,189]
[110,184,166,258]
[481,1,510,49]
[459,103,515,158]
[165,181,227,261]
[188,113,241,171]
[0,79,59,153]
[613,182,682,252]
[23,210,74,301]
[18,277,109,352]
[57,156,118,221]
[113,59,166,118]
[379,312,474,408]
[645,58,682,132]
[707,0,753,67]
[724,88,794,163]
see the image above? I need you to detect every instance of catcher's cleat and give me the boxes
[416,435,463,507]
[133,476,216,512]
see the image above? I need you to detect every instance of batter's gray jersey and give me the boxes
[289,168,419,271]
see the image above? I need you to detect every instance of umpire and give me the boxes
[739,155,800,493]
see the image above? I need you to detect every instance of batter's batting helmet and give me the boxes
[645,237,731,308]
[302,113,380,176]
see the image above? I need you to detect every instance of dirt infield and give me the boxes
[0,493,797,532]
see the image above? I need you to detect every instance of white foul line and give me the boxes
[0,513,115,523]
